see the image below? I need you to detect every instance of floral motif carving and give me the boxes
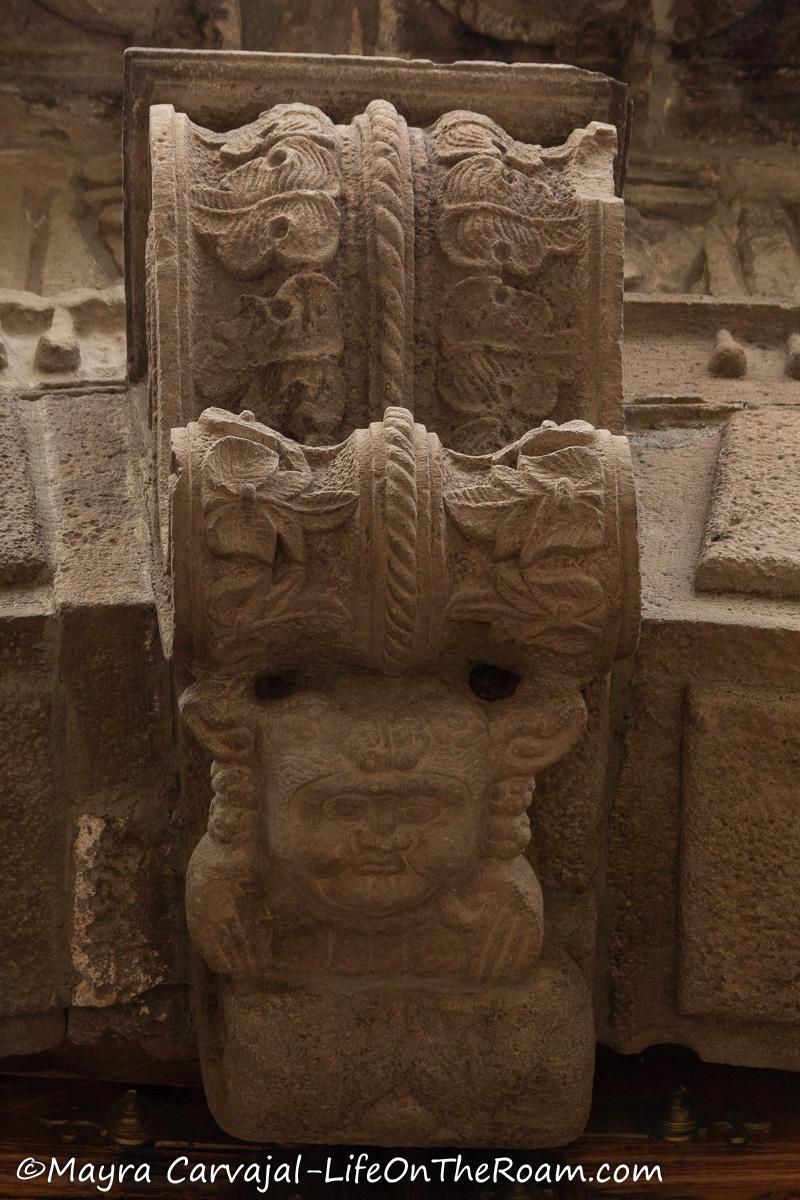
[430,111,593,448]
[192,104,345,442]
[192,414,357,662]
[173,408,634,676]
[444,426,609,657]
[149,85,634,1148]
[193,105,340,279]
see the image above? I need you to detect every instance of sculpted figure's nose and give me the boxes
[363,800,400,845]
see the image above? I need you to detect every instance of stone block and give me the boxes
[67,985,194,1061]
[40,392,151,607]
[604,623,800,1071]
[59,603,181,1010]
[696,410,800,600]
[602,411,800,1070]
[200,951,593,1147]
[0,615,67,1019]
[680,685,800,1025]
[0,1010,66,1058]
[0,401,48,585]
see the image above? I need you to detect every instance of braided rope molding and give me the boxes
[382,406,418,673]
[363,100,410,415]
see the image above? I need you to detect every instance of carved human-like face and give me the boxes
[264,771,483,920]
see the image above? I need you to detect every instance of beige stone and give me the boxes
[0,402,48,585]
[125,51,629,384]
[0,619,66,1020]
[696,410,800,600]
[0,391,183,1050]
[680,685,800,1025]
[170,406,638,1145]
[199,951,594,1146]
[0,287,126,393]
[6,0,800,1139]
[139,58,640,1145]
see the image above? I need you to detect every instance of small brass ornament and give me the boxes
[106,1089,155,1147]
[653,1085,698,1143]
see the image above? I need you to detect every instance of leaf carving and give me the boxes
[193,191,340,279]
[203,437,279,493]
[275,487,358,530]
[205,505,277,564]
[222,137,339,200]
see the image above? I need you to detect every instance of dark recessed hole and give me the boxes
[468,663,521,702]
[254,670,298,701]
[269,215,290,239]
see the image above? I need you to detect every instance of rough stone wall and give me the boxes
[2,0,800,1080]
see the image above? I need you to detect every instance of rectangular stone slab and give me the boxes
[680,684,800,1025]
[696,410,800,600]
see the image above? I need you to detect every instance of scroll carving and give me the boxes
[172,406,635,676]
[191,104,345,442]
[430,114,604,450]
[148,99,622,521]
[147,85,637,1147]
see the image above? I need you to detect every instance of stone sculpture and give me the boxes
[147,88,639,1145]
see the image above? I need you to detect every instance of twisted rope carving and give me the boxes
[365,100,408,413]
[382,406,418,673]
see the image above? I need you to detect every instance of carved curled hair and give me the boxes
[484,778,534,859]
[179,680,257,847]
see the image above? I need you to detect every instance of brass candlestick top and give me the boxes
[106,1089,155,1147]
[653,1085,698,1143]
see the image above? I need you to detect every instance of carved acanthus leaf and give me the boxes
[193,191,340,279]
[218,138,340,200]
[446,444,605,561]
[218,104,336,165]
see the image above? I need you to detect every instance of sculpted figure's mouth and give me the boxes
[353,856,404,874]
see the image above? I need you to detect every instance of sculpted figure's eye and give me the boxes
[396,797,445,823]
[468,662,521,702]
[324,796,368,821]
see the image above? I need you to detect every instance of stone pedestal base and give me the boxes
[196,951,594,1147]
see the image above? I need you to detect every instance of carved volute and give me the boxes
[145,66,639,1146]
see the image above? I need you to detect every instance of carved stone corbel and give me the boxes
[144,69,639,1147]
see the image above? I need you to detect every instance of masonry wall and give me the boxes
[1,0,799,1079]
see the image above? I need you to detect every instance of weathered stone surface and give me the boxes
[125,50,629,383]
[0,0,240,95]
[169,405,638,1143]
[141,58,640,1145]
[680,685,800,1025]
[0,288,125,393]
[238,0,654,98]
[696,410,800,600]
[535,673,610,893]
[67,986,194,1060]
[0,1010,66,1058]
[0,401,48,585]
[623,296,800,411]
[0,390,182,1051]
[200,950,594,1146]
[600,409,800,1072]
[141,74,625,598]
[604,622,800,1072]
[40,392,151,606]
[0,616,66,1020]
